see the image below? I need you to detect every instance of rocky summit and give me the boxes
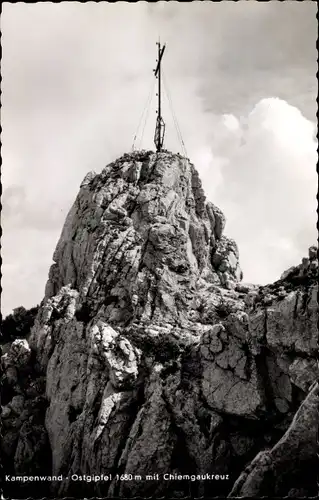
[1,150,318,499]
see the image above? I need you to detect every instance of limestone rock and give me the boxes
[308,244,317,261]
[228,382,319,497]
[2,150,318,499]
[280,265,297,281]
[0,336,51,498]
[4,339,31,370]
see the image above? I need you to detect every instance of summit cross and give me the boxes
[153,41,166,152]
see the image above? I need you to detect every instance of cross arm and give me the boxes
[154,44,166,77]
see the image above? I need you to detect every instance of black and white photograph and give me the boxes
[1,1,318,498]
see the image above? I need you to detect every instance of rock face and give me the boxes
[1,150,318,499]
[1,340,51,499]
[228,381,319,498]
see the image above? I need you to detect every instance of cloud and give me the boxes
[1,2,317,315]
[1,228,59,314]
[199,98,318,285]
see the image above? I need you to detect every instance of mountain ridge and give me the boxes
[1,150,318,499]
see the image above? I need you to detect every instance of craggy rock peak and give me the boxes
[45,150,242,327]
[1,150,318,499]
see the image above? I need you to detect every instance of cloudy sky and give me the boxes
[1,1,318,316]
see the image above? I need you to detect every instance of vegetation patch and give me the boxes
[1,305,39,344]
